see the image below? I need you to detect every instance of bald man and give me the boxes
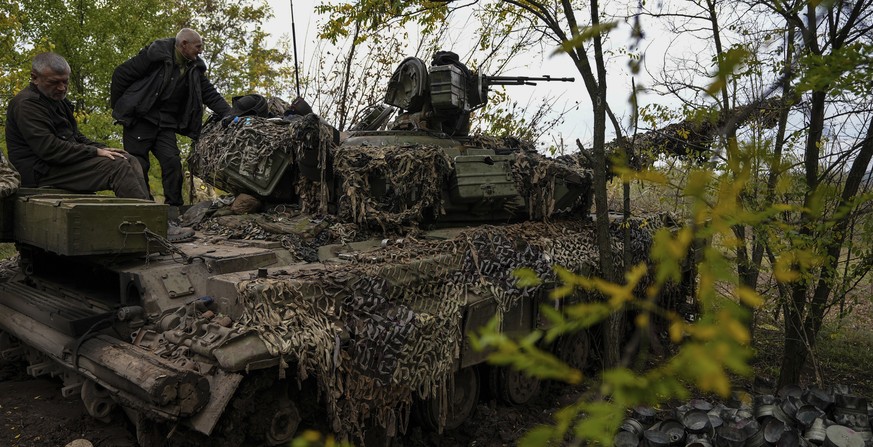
[111,29,231,212]
[6,52,149,199]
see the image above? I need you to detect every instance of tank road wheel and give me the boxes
[80,379,116,422]
[489,366,541,405]
[556,330,591,372]
[253,391,301,445]
[416,366,480,432]
[0,332,20,358]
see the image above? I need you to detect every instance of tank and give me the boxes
[0,52,687,446]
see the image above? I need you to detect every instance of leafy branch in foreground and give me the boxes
[471,166,766,445]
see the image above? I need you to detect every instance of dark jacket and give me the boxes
[6,85,103,187]
[110,38,230,139]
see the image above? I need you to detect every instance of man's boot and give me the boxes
[167,224,195,242]
[166,206,193,242]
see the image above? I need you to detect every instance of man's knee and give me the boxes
[125,157,146,180]
[96,157,139,177]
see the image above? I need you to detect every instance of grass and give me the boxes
[813,320,873,396]
[0,243,15,260]
[749,295,873,398]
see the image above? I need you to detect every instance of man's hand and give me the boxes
[96,148,129,160]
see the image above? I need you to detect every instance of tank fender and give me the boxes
[0,302,210,416]
[187,369,244,435]
[211,332,275,371]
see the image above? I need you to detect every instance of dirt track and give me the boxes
[0,363,137,447]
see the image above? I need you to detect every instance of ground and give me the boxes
[0,358,575,447]
[0,362,137,447]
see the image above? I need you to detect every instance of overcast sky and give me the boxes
[261,0,688,150]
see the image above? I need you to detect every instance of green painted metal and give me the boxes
[13,195,167,256]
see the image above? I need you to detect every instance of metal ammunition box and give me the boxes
[430,64,466,114]
[192,117,339,200]
[450,155,519,203]
[13,195,167,256]
[203,148,294,198]
[0,188,78,243]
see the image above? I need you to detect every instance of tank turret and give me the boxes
[381,51,573,136]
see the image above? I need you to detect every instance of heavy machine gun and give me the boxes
[483,74,576,86]
[376,51,574,136]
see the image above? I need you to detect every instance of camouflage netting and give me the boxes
[233,217,677,440]
[465,134,535,152]
[330,145,454,229]
[0,257,18,283]
[190,114,335,213]
[329,145,593,230]
[194,211,338,262]
[511,151,593,220]
[0,153,20,199]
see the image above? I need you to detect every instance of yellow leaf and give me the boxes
[725,318,751,345]
[736,286,763,308]
[302,430,322,441]
[774,260,800,283]
[669,321,684,343]
[689,324,717,341]
[685,170,712,197]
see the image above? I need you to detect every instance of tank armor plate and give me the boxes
[0,282,111,336]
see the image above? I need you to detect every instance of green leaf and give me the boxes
[514,267,543,287]
[519,426,558,447]
[555,21,619,55]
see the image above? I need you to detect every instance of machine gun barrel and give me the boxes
[483,75,575,86]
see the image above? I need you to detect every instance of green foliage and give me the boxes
[470,317,583,383]
[470,161,763,443]
[796,43,873,96]
[0,0,294,203]
[706,45,750,97]
[291,430,353,447]
[182,0,295,97]
[316,1,449,44]
[0,243,16,260]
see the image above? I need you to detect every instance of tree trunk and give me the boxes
[584,0,624,369]
[777,88,826,387]
[779,282,811,387]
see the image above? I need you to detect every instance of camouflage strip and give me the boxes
[0,154,20,199]
[232,218,674,440]
[332,145,454,228]
[190,114,336,208]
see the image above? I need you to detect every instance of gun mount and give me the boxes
[382,51,574,136]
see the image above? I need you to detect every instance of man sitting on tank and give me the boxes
[5,52,150,200]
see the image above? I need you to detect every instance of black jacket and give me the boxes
[6,85,103,187]
[110,38,230,139]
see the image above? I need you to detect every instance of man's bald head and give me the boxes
[31,52,71,101]
[175,28,203,61]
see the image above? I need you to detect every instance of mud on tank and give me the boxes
[0,52,691,446]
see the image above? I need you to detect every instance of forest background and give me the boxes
[1,0,872,444]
